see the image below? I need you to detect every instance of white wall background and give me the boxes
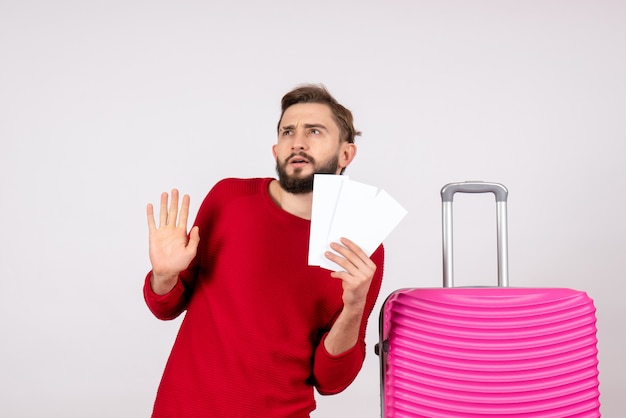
[1,1,624,416]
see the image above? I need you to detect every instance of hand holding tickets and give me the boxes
[308,174,408,271]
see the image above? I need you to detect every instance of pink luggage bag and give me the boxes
[376,182,600,417]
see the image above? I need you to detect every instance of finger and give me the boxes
[327,241,376,282]
[147,203,156,232]
[168,189,179,226]
[338,237,368,260]
[177,194,191,229]
[329,241,365,271]
[336,238,376,270]
[324,249,352,274]
[329,269,349,281]
[159,192,169,227]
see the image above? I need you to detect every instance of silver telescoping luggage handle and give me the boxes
[441,181,509,288]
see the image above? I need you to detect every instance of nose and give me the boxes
[291,129,309,151]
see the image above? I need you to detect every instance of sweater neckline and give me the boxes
[261,177,311,225]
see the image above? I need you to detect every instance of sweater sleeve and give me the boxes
[143,271,190,320]
[312,333,366,395]
[312,244,385,395]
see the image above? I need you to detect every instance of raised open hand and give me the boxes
[147,189,200,294]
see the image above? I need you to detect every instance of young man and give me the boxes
[144,85,384,417]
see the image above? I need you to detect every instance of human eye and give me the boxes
[308,128,321,135]
[281,129,293,136]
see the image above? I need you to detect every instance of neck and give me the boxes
[269,180,313,220]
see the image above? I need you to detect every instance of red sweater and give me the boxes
[144,178,384,418]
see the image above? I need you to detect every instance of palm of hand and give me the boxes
[149,226,197,277]
[147,189,200,279]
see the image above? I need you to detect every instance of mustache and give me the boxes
[284,152,316,164]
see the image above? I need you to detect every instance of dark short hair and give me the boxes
[277,84,361,143]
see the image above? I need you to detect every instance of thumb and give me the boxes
[188,226,200,251]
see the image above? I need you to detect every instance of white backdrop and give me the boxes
[1,1,624,416]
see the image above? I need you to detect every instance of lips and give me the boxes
[287,153,313,165]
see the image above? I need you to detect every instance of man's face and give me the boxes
[273,103,351,194]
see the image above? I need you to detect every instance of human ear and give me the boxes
[338,143,357,172]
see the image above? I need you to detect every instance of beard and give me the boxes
[275,152,340,194]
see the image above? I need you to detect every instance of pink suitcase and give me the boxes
[376,182,600,417]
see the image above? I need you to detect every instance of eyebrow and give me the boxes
[304,123,327,131]
[280,123,328,131]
